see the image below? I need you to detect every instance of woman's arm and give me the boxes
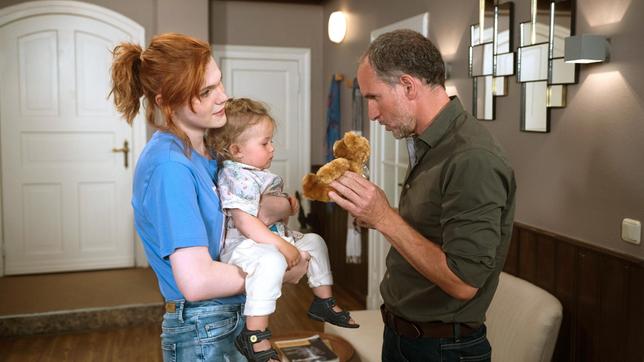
[257,195,296,225]
[170,246,246,302]
[170,246,309,301]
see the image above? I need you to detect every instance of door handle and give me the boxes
[112,140,130,168]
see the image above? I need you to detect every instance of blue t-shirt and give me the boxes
[132,131,244,304]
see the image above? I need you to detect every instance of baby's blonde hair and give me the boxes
[208,98,276,162]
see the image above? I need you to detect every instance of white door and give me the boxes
[214,45,311,229]
[366,123,408,308]
[0,2,145,275]
[366,14,428,309]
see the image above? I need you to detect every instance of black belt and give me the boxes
[380,304,480,339]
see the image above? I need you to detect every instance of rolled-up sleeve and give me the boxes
[440,149,511,288]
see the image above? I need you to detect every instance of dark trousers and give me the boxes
[381,323,491,362]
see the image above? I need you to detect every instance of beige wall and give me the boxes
[0,0,209,43]
[209,0,324,165]
[323,0,644,259]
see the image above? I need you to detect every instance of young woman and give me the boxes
[110,33,308,362]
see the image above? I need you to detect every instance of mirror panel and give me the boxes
[521,81,548,132]
[518,43,549,82]
[481,0,495,43]
[495,2,513,54]
[551,0,572,58]
[520,22,532,46]
[471,43,494,76]
[471,24,480,46]
[550,57,576,84]
[475,76,494,120]
[548,85,566,107]
[495,52,514,76]
[493,77,506,96]
[534,0,551,45]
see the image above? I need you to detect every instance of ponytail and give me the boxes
[110,33,212,155]
[110,43,144,125]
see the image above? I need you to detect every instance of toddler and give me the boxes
[209,98,358,362]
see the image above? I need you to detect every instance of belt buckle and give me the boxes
[165,302,176,313]
[407,321,423,338]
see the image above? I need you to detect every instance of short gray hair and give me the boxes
[361,29,445,88]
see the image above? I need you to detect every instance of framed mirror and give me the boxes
[494,2,513,53]
[547,84,566,107]
[519,0,576,133]
[471,43,494,76]
[518,43,549,82]
[475,76,494,120]
[548,0,577,85]
[521,81,548,132]
[469,0,514,121]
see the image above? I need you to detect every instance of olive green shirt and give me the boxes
[380,97,516,324]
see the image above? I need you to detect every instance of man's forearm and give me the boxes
[377,209,478,300]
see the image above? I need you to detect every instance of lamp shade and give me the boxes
[328,11,346,43]
[564,34,608,64]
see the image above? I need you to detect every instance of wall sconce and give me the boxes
[564,34,609,64]
[328,11,347,43]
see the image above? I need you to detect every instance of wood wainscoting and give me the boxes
[506,223,644,362]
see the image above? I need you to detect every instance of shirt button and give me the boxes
[405,184,411,190]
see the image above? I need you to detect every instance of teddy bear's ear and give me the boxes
[334,131,370,165]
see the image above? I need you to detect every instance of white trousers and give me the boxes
[220,233,333,317]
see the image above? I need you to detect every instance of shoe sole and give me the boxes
[307,311,360,328]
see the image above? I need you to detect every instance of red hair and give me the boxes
[110,33,212,153]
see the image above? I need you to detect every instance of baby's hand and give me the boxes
[278,242,301,269]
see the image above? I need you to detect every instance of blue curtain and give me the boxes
[325,74,342,162]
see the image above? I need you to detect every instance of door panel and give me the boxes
[0,12,136,274]
[217,49,308,229]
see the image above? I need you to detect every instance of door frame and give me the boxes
[366,13,429,309]
[212,44,312,215]
[0,0,147,276]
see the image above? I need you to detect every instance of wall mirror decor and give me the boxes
[469,0,514,121]
[518,0,576,132]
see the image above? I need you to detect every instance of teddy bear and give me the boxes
[302,131,370,202]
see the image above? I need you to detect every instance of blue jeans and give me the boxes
[382,323,491,362]
[161,300,246,362]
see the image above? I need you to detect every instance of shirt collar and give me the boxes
[222,159,262,171]
[416,96,465,149]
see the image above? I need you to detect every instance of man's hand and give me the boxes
[328,171,392,228]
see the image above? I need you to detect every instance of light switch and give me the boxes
[621,218,641,245]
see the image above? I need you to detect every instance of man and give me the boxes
[328,29,516,362]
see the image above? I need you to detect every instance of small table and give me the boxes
[273,331,355,361]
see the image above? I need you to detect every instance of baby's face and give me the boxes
[234,118,275,170]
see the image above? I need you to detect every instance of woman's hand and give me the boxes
[283,251,310,284]
[258,195,291,225]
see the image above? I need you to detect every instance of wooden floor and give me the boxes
[0,279,364,361]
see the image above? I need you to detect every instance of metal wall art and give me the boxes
[469,0,514,121]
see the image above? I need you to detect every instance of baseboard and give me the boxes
[0,303,163,336]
